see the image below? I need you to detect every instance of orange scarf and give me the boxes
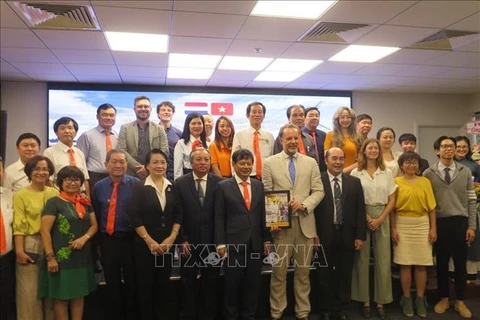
[191,140,203,150]
[60,191,91,219]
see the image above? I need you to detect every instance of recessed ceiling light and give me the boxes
[250,1,337,20]
[329,45,400,63]
[218,56,273,71]
[254,71,303,82]
[169,53,222,68]
[266,58,323,72]
[167,67,214,79]
[104,31,168,53]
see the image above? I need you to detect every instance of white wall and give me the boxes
[0,80,477,166]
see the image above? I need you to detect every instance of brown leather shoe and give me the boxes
[433,299,450,314]
[454,302,472,319]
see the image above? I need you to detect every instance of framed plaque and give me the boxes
[265,190,291,228]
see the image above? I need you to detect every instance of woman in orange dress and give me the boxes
[209,116,235,178]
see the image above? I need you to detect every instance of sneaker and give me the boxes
[454,302,472,319]
[415,296,428,318]
[400,296,414,318]
[433,299,450,314]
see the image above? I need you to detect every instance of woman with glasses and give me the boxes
[39,166,98,320]
[130,149,181,319]
[455,136,480,183]
[209,116,235,178]
[351,138,396,320]
[13,155,58,320]
[173,113,207,180]
[391,152,437,318]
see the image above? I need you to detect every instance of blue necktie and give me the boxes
[289,156,295,186]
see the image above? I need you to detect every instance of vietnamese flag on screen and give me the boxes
[211,102,234,116]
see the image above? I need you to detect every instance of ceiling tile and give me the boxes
[279,43,347,60]
[326,74,385,84]
[319,83,359,90]
[396,65,452,77]
[225,39,291,58]
[166,79,209,86]
[117,66,167,78]
[433,68,480,79]
[122,77,166,85]
[354,63,406,75]
[311,61,366,74]
[91,1,173,10]
[207,79,250,87]
[94,6,171,34]
[424,51,480,67]
[412,77,464,87]
[379,48,445,64]
[33,30,110,50]
[246,81,286,88]
[27,73,78,82]
[283,82,328,89]
[294,73,339,83]
[236,16,314,41]
[172,11,246,38]
[10,62,71,75]
[169,36,232,55]
[53,50,114,64]
[75,75,123,84]
[210,70,258,81]
[112,52,168,67]
[174,1,255,15]
[0,73,32,81]
[355,25,440,47]
[463,60,480,69]
[1,48,59,63]
[455,39,480,53]
[1,28,45,48]
[1,2,28,28]
[320,1,417,24]
[66,64,120,76]
[369,76,420,86]
[1,61,21,73]
[387,1,480,28]
[447,12,480,32]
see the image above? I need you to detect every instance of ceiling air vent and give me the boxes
[409,30,479,50]
[299,22,370,43]
[10,1,100,30]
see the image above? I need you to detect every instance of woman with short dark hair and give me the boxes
[39,166,98,320]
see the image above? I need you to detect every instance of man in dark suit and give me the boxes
[314,147,367,320]
[215,149,272,320]
[303,107,327,172]
[176,148,223,320]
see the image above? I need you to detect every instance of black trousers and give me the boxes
[0,251,15,320]
[179,244,220,320]
[134,243,174,320]
[223,246,263,320]
[435,216,468,300]
[101,232,136,320]
[315,228,354,315]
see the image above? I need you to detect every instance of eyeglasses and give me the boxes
[456,146,469,150]
[64,178,81,184]
[33,167,50,172]
[440,144,455,149]
[404,161,419,166]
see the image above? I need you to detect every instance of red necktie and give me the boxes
[311,131,319,160]
[105,131,113,152]
[192,140,202,150]
[241,182,250,210]
[106,182,119,235]
[298,135,306,155]
[68,148,77,167]
[253,131,262,179]
[0,208,7,254]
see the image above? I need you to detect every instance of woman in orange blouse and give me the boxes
[209,116,235,178]
[324,107,362,173]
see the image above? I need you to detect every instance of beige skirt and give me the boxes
[393,214,433,266]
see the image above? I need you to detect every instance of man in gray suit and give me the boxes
[117,95,168,178]
[263,123,325,320]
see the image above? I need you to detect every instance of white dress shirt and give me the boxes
[3,159,29,193]
[438,161,456,181]
[351,168,397,205]
[43,141,90,186]
[0,186,14,255]
[144,176,172,211]
[234,174,252,204]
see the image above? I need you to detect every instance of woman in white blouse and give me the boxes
[173,113,207,180]
[377,127,399,177]
[351,138,397,320]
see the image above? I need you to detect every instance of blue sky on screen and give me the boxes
[48,90,351,144]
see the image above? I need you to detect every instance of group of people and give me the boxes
[0,96,478,320]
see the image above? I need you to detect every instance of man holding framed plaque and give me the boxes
[263,124,324,320]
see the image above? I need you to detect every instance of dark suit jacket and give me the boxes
[302,127,327,172]
[273,131,317,161]
[129,180,181,245]
[175,172,223,245]
[419,158,429,175]
[215,177,272,252]
[315,172,366,250]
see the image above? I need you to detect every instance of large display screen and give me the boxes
[48,86,351,145]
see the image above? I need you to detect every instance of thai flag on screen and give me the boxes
[184,102,209,115]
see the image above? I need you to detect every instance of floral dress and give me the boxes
[38,197,96,300]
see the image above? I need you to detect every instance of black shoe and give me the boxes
[362,306,371,318]
[320,313,331,320]
[376,307,387,320]
[296,317,309,320]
